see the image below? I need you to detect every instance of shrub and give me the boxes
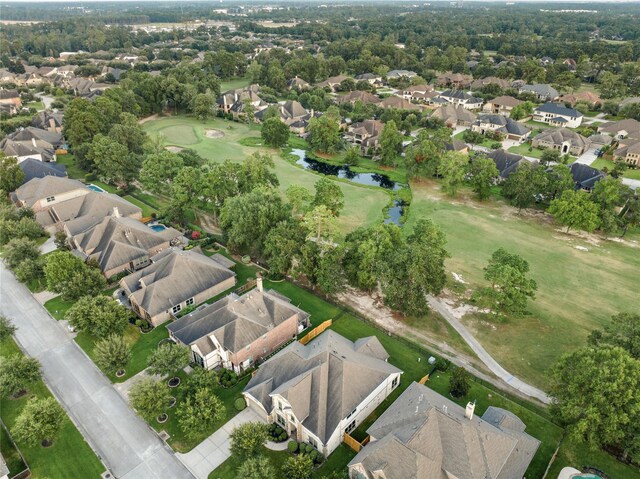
[314,452,325,464]
[288,440,298,453]
[278,432,287,442]
[191,230,201,240]
[434,357,450,372]
[309,450,319,462]
[234,397,246,411]
[305,443,314,454]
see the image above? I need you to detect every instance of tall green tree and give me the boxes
[313,178,345,216]
[404,128,451,179]
[129,378,171,421]
[591,177,629,235]
[140,151,184,194]
[281,454,313,479]
[550,346,640,457]
[94,334,132,375]
[440,151,468,197]
[261,117,290,148]
[3,237,40,270]
[0,153,25,192]
[307,109,342,154]
[302,205,339,247]
[0,355,41,398]
[191,93,215,121]
[549,190,600,233]
[468,155,499,200]
[286,185,313,217]
[65,296,130,339]
[237,455,276,479]
[43,251,106,300]
[108,112,147,155]
[147,343,190,383]
[13,397,65,447]
[229,422,270,459]
[0,315,16,342]
[177,388,226,439]
[502,162,548,211]
[87,134,140,187]
[378,120,403,166]
[544,164,575,201]
[449,366,471,398]
[263,219,307,276]
[588,313,640,360]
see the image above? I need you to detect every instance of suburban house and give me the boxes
[531,128,591,156]
[0,89,22,115]
[217,85,263,114]
[0,138,57,163]
[8,127,64,149]
[348,382,540,479]
[386,70,417,80]
[120,248,236,327]
[378,97,421,111]
[558,91,602,108]
[438,90,483,110]
[569,163,605,191]
[31,111,64,133]
[532,103,583,128]
[258,100,316,134]
[12,176,87,212]
[336,91,381,106]
[70,213,183,278]
[431,104,477,127]
[18,158,67,184]
[435,72,473,89]
[401,85,434,100]
[317,75,350,92]
[354,73,384,87]
[470,76,511,91]
[471,114,531,142]
[485,149,531,179]
[597,119,640,140]
[483,95,523,116]
[168,276,309,372]
[287,76,310,91]
[243,330,403,456]
[345,119,384,156]
[519,84,559,101]
[613,137,640,167]
[446,139,469,155]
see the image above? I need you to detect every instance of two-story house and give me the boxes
[531,128,591,156]
[345,119,384,156]
[243,330,402,457]
[482,95,523,116]
[471,114,531,142]
[120,248,236,327]
[168,276,309,372]
[532,103,583,128]
[438,90,483,110]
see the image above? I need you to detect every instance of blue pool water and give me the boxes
[149,224,167,232]
[87,184,105,193]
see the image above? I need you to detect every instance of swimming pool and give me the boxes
[87,184,105,193]
[149,224,167,232]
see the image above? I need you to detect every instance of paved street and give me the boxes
[0,263,194,479]
[176,408,262,479]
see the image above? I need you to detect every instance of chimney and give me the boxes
[112,206,121,218]
[32,138,37,147]
[256,273,263,293]
[465,401,476,420]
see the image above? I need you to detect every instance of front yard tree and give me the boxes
[588,313,640,360]
[147,343,190,385]
[129,378,171,421]
[261,117,290,148]
[0,355,41,398]
[281,453,314,479]
[237,455,276,479]
[0,315,17,342]
[379,120,403,166]
[502,162,548,211]
[177,388,226,439]
[550,346,640,457]
[94,334,132,375]
[313,178,345,216]
[449,366,471,398]
[3,237,40,270]
[440,151,468,197]
[549,190,600,233]
[43,251,106,300]
[13,397,65,447]
[0,153,25,192]
[65,296,130,339]
[540,148,561,166]
[481,248,537,315]
[229,422,270,459]
[140,151,184,194]
[468,155,499,200]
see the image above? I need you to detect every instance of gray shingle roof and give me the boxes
[244,330,401,443]
[534,102,582,118]
[14,176,85,206]
[533,128,590,149]
[349,382,540,479]
[19,158,67,183]
[475,114,530,136]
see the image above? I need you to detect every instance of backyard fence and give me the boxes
[299,319,333,345]
[419,374,430,384]
[343,432,370,453]
[234,279,257,295]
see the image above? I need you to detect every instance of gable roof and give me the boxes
[8,127,64,147]
[475,114,530,136]
[19,158,67,184]
[520,84,559,99]
[168,287,308,354]
[13,176,85,206]
[569,163,605,189]
[349,382,540,479]
[485,149,529,178]
[432,104,477,125]
[122,248,235,317]
[378,96,421,110]
[597,118,640,138]
[336,90,380,105]
[439,90,482,103]
[534,102,582,118]
[487,95,522,108]
[533,128,590,149]
[244,330,401,443]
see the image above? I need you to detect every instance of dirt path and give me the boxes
[194,210,223,235]
[336,288,549,406]
[138,114,159,125]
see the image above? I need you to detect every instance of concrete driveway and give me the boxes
[574,148,599,166]
[0,263,194,479]
[176,408,263,479]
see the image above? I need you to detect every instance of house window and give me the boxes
[193,352,204,367]
[172,304,181,314]
[46,196,55,202]
[346,408,357,420]
[276,414,285,426]
[345,419,356,434]
[392,376,399,388]
[308,437,317,449]
[186,297,194,306]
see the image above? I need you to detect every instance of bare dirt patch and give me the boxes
[205,129,225,139]
[165,146,184,153]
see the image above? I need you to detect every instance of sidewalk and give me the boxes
[176,408,263,479]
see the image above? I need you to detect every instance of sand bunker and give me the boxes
[165,146,184,153]
[205,129,225,139]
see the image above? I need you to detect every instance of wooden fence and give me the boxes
[419,374,430,384]
[299,319,333,345]
[234,279,257,295]
[344,432,370,452]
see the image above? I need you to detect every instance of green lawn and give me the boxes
[453,130,496,149]
[591,158,640,180]
[55,153,85,180]
[405,181,640,389]
[0,339,105,479]
[122,195,157,217]
[0,424,27,478]
[508,143,547,159]
[43,295,76,320]
[220,76,251,92]
[143,115,390,234]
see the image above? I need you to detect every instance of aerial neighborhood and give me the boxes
[0,3,639,479]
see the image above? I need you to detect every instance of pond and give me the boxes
[385,200,406,225]
[290,149,402,191]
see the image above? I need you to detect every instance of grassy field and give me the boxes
[0,338,105,479]
[122,194,157,217]
[220,77,251,92]
[143,115,390,234]
[508,143,547,159]
[405,180,640,389]
[591,158,640,180]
